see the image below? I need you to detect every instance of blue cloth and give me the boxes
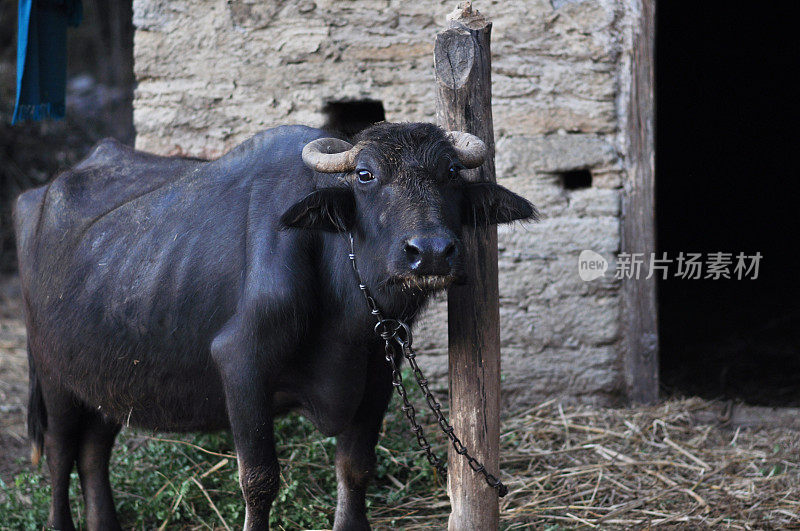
[12,0,82,124]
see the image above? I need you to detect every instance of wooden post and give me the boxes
[621,0,658,404]
[434,4,500,530]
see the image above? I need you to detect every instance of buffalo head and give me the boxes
[281,122,537,296]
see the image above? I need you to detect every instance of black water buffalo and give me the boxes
[13,122,535,530]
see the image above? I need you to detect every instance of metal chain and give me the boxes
[347,233,508,498]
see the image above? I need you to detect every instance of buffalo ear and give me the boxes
[462,182,539,226]
[280,187,356,232]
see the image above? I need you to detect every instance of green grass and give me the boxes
[0,389,449,530]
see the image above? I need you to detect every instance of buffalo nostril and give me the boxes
[404,241,422,258]
[403,236,456,274]
[444,241,456,260]
[404,239,423,268]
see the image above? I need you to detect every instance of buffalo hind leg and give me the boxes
[42,394,82,531]
[76,413,121,531]
[333,364,393,531]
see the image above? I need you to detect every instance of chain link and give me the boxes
[347,234,508,498]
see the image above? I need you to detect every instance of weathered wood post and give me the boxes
[622,0,658,403]
[434,3,501,529]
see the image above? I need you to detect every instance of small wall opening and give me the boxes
[560,169,592,190]
[322,99,385,139]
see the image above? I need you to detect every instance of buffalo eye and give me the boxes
[357,169,375,183]
[449,164,460,178]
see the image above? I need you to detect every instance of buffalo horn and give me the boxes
[301,138,359,173]
[446,131,487,169]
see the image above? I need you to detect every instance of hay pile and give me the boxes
[371,398,800,529]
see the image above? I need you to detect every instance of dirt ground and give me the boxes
[1,273,800,527]
[0,275,28,482]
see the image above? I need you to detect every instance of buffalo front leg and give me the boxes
[234,422,280,531]
[213,331,281,530]
[333,364,393,531]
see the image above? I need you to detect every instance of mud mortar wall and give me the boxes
[133,0,635,406]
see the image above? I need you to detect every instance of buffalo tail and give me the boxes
[27,342,47,466]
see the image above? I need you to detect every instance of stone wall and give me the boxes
[133,0,633,407]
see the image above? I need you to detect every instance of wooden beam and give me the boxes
[622,0,658,404]
[434,4,500,530]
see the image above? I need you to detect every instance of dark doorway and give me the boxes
[656,5,800,405]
